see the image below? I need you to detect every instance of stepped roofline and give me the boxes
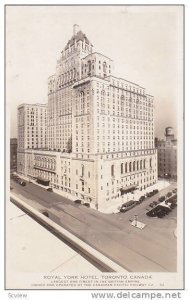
[64,25,93,50]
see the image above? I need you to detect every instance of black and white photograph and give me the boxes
[5,4,184,292]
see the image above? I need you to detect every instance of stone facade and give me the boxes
[17,25,157,211]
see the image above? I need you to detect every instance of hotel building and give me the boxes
[17,25,157,211]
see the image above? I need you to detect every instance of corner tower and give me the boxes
[47,25,93,152]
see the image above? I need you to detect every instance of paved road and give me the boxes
[10,180,177,272]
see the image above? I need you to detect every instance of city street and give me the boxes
[10,180,177,272]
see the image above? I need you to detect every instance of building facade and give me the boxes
[17,103,47,175]
[17,25,157,211]
[10,138,17,171]
[155,127,177,180]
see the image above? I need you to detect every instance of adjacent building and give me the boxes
[17,103,47,175]
[10,138,17,171]
[155,127,177,180]
[17,25,157,211]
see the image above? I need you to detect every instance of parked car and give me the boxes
[120,206,128,213]
[153,189,159,194]
[42,211,49,218]
[74,199,82,204]
[120,200,136,212]
[146,189,159,198]
[47,187,53,192]
[19,180,26,186]
[149,203,154,208]
[139,195,145,203]
[158,196,165,202]
[153,201,158,206]
[147,205,171,218]
[166,192,172,198]
[83,203,90,208]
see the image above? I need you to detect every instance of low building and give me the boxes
[155,127,177,180]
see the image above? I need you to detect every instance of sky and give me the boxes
[6,5,183,139]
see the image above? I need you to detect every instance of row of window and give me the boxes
[111,158,152,177]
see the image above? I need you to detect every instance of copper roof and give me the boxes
[64,30,91,50]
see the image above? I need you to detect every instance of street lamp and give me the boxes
[134,214,138,227]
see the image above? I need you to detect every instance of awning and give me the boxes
[36,177,50,183]
[120,184,137,193]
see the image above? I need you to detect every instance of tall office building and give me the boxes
[17,25,157,211]
[155,127,177,180]
[17,103,47,175]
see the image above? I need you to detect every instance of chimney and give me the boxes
[73,24,79,36]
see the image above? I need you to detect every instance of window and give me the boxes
[111,165,115,177]
[82,181,84,191]
[144,159,146,169]
[103,62,107,76]
[81,164,84,177]
[121,163,123,174]
[129,162,132,172]
[88,60,91,73]
[80,91,85,114]
[150,158,152,168]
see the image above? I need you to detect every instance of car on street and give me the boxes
[158,196,165,202]
[47,187,53,192]
[74,199,82,204]
[166,192,172,198]
[19,180,26,186]
[139,195,145,203]
[120,200,136,212]
[146,205,171,218]
[146,189,159,198]
[83,203,90,208]
[42,211,49,218]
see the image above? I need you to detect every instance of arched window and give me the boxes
[121,163,123,174]
[140,160,143,170]
[111,165,114,177]
[103,62,107,73]
[125,162,127,173]
[129,162,132,172]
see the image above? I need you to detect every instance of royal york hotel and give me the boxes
[17,25,157,212]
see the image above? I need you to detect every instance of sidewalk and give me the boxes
[99,180,171,214]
